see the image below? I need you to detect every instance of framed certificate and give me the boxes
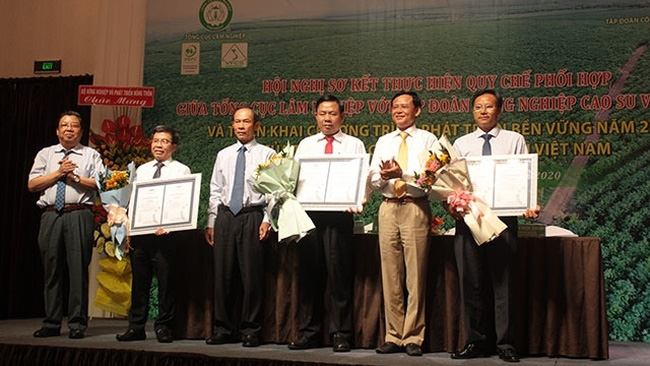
[128,173,202,236]
[464,154,537,216]
[295,154,369,211]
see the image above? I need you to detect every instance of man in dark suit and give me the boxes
[450,89,539,363]
[205,108,275,347]
[116,125,191,343]
[287,95,366,352]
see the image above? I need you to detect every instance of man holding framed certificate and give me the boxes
[450,89,539,363]
[288,95,367,352]
[117,125,191,343]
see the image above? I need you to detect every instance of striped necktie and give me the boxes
[54,150,74,211]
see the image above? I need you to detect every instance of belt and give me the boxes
[220,205,264,215]
[383,196,428,204]
[44,204,91,212]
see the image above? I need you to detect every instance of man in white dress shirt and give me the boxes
[117,125,191,343]
[288,95,366,352]
[205,107,275,347]
[369,91,439,357]
[450,89,538,363]
[28,111,104,340]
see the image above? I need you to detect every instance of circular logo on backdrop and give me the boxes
[199,0,233,31]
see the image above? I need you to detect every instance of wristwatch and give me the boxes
[73,174,81,183]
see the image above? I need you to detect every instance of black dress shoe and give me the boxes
[206,333,236,345]
[332,333,351,352]
[375,341,403,354]
[288,336,320,350]
[69,329,85,339]
[33,327,60,338]
[498,347,520,363]
[156,328,173,343]
[451,342,488,359]
[405,343,422,356]
[116,328,146,342]
[242,334,260,347]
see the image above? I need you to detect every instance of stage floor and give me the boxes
[0,318,647,365]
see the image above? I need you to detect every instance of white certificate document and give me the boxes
[464,154,537,216]
[295,154,369,211]
[128,173,202,235]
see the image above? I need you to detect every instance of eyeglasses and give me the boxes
[59,123,81,129]
[152,138,172,145]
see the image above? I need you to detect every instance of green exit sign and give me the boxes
[34,60,61,74]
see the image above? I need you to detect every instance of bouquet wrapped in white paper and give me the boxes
[253,142,315,243]
[408,135,506,245]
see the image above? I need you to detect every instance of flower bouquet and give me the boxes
[90,114,152,170]
[410,135,507,245]
[89,112,147,315]
[253,142,315,243]
[95,161,136,260]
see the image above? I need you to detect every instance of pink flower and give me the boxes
[447,190,480,215]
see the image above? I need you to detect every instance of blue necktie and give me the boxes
[54,150,74,211]
[230,146,246,215]
[482,134,493,156]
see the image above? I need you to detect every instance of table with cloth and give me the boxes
[171,232,608,359]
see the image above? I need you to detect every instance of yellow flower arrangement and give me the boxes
[100,170,130,191]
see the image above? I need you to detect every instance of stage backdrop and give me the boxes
[133,0,650,342]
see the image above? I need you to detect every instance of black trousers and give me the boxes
[127,233,179,331]
[212,206,265,337]
[37,209,94,331]
[296,211,354,341]
[454,216,518,351]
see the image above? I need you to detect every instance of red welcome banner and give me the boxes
[78,85,155,107]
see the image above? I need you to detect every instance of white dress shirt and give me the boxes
[28,143,104,208]
[207,139,276,228]
[452,126,528,157]
[369,125,439,198]
[135,158,191,182]
[295,130,366,157]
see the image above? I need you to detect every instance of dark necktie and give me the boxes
[482,133,493,156]
[153,161,164,179]
[54,150,74,211]
[324,136,334,154]
[230,146,246,215]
